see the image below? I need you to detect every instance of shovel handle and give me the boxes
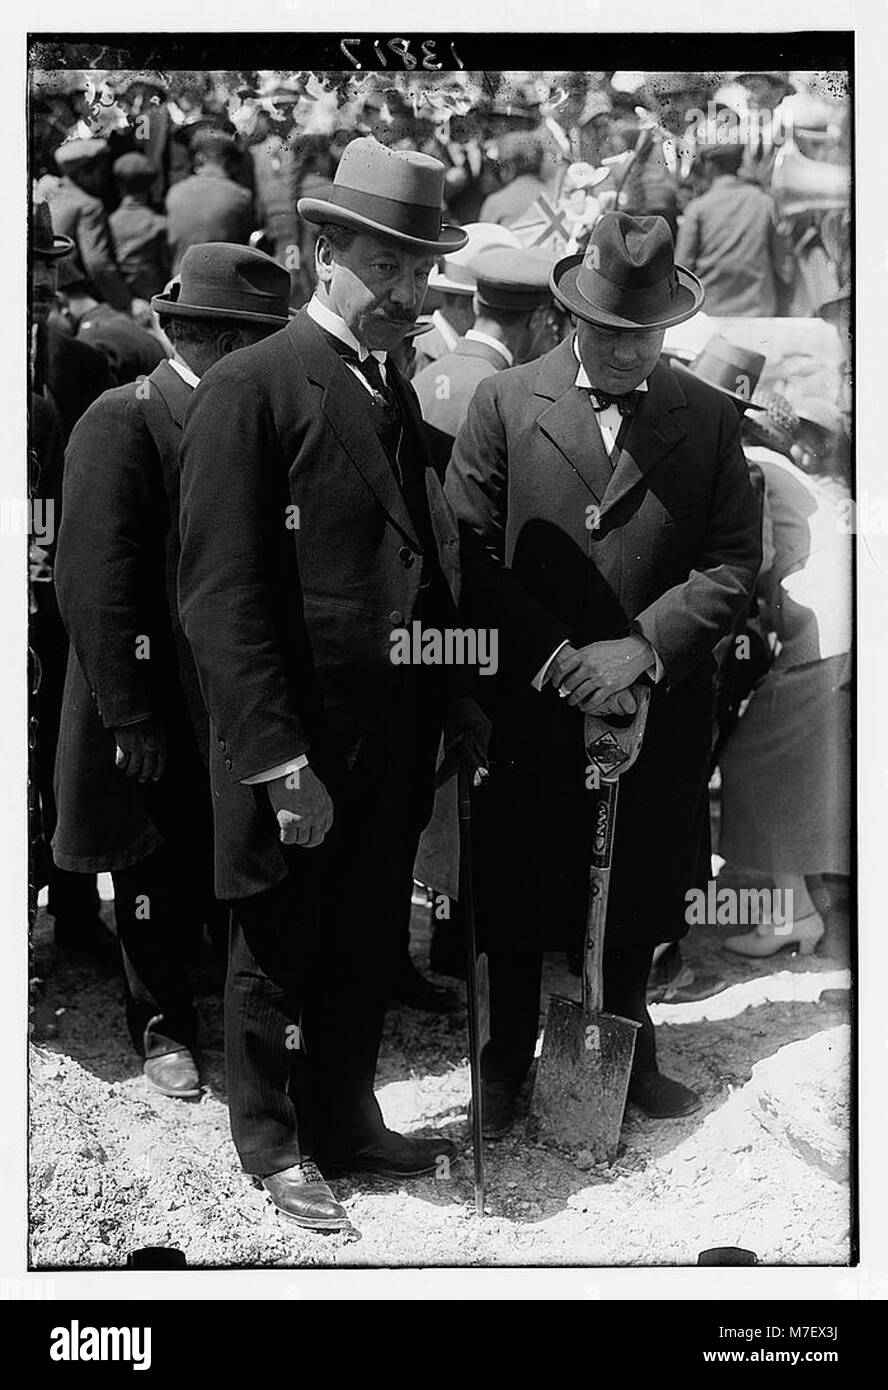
[583,780,618,1014]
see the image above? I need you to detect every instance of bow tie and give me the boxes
[589,388,639,417]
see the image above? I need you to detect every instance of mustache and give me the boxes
[375,308,416,324]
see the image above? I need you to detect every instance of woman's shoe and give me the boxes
[724,911,825,959]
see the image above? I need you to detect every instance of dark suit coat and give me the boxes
[177,308,461,901]
[165,169,254,274]
[109,196,170,300]
[53,361,208,872]
[445,338,762,950]
[45,177,132,311]
[44,320,115,442]
[675,175,790,317]
[76,304,167,387]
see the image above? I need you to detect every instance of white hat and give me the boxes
[428,221,522,296]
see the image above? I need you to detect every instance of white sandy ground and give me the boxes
[29,899,852,1269]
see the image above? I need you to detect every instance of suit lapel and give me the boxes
[534,337,612,504]
[597,361,687,521]
[290,311,421,551]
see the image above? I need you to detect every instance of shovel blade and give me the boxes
[531,995,640,1161]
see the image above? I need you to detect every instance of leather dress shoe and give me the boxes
[320,1129,458,1178]
[259,1162,352,1231]
[143,1048,201,1099]
[627,1071,701,1119]
[468,1081,519,1139]
[391,957,458,1012]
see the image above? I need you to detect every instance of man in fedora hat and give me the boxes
[53,244,291,1100]
[178,137,487,1229]
[445,212,761,1135]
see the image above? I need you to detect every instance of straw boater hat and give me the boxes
[428,222,522,296]
[672,335,768,410]
[151,243,292,327]
[297,136,469,255]
[551,212,704,331]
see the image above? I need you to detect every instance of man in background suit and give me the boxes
[446,213,762,1137]
[53,245,289,1097]
[165,129,254,274]
[178,138,487,1232]
[414,244,564,472]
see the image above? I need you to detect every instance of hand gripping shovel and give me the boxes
[531,684,651,1160]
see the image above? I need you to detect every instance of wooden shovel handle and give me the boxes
[583,780,618,1014]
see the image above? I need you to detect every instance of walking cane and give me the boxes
[457,762,489,1216]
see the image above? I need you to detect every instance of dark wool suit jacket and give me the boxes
[444,336,762,951]
[177,308,461,900]
[53,360,208,872]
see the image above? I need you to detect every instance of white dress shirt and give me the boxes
[306,294,388,389]
[167,356,200,390]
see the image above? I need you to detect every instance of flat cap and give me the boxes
[471,245,556,311]
[112,151,155,181]
[54,137,109,172]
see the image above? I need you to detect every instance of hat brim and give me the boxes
[427,271,474,295]
[671,358,767,411]
[551,253,705,331]
[151,294,291,327]
[297,197,469,255]
[34,233,75,260]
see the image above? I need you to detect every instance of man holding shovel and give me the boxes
[446,212,761,1137]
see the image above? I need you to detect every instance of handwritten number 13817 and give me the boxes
[340,38,464,71]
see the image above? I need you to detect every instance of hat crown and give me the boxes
[588,213,675,289]
[165,243,291,322]
[688,335,765,402]
[334,136,445,211]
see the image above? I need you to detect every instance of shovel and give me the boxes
[457,762,490,1216]
[531,683,651,1161]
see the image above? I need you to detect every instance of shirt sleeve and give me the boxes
[242,753,309,786]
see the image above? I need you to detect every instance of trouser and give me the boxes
[112,842,200,1059]
[225,667,442,1176]
[481,943,658,1088]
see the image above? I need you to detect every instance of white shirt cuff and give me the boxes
[242,753,309,786]
[532,639,570,691]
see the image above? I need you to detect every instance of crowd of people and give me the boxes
[28,67,852,1233]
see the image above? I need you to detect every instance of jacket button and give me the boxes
[398,546,415,569]
[224,758,233,771]
[389,609,405,626]
[218,738,226,750]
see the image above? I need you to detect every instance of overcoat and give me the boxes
[445,336,762,952]
[177,308,462,901]
[53,360,208,873]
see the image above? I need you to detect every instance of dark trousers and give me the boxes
[112,842,201,1059]
[225,667,442,1176]
[482,943,657,1088]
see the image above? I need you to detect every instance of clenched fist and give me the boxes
[114,717,168,783]
[267,765,334,849]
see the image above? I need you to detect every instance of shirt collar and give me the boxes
[432,308,460,353]
[307,295,387,364]
[572,333,649,393]
[168,357,200,390]
[465,329,513,368]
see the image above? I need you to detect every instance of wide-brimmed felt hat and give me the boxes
[151,243,291,326]
[297,136,468,254]
[429,222,522,295]
[672,334,767,410]
[551,212,704,331]
[32,193,74,259]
